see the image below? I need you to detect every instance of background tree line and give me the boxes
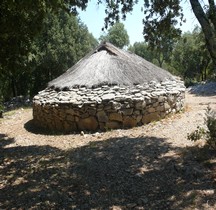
[129,26,214,86]
[1,0,216,103]
[0,6,97,101]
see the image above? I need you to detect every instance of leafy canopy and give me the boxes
[99,22,129,48]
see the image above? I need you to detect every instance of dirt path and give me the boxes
[0,92,216,209]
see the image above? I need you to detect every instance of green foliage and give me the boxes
[0,0,91,98]
[170,28,212,81]
[99,22,129,48]
[0,4,97,98]
[188,106,216,150]
[30,10,97,94]
[100,0,216,68]
[128,42,154,62]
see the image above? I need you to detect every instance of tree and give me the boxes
[99,22,129,48]
[0,1,97,99]
[98,0,216,69]
[128,42,154,62]
[189,0,216,68]
[29,10,98,95]
[170,28,212,84]
[2,0,216,99]
[0,0,89,97]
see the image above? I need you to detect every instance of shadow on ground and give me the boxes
[0,134,215,209]
[188,82,216,96]
[24,119,55,135]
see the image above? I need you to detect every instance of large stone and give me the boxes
[164,103,171,111]
[134,93,142,97]
[123,116,137,128]
[66,115,75,122]
[54,118,64,130]
[112,101,122,110]
[64,121,77,132]
[101,93,115,101]
[167,95,175,104]
[88,108,97,116]
[156,105,165,112]
[133,110,140,115]
[122,108,133,115]
[142,113,160,124]
[148,107,156,113]
[136,115,142,123]
[106,121,121,129]
[153,102,159,108]
[158,96,165,102]
[99,122,106,131]
[81,112,90,118]
[77,116,98,131]
[135,101,146,110]
[109,112,123,122]
[97,110,108,122]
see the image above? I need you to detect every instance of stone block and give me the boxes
[136,115,142,123]
[66,115,75,122]
[133,110,141,115]
[109,112,123,122]
[123,116,137,128]
[88,108,97,116]
[122,108,133,115]
[157,105,165,112]
[112,101,122,110]
[97,110,108,122]
[158,96,165,102]
[101,93,115,100]
[77,116,98,131]
[148,107,156,113]
[81,112,90,118]
[63,121,77,132]
[153,102,159,107]
[106,121,121,129]
[164,103,171,110]
[135,101,146,110]
[54,118,63,130]
[104,105,112,110]
[142,112,160,124]
[99,122,106,131]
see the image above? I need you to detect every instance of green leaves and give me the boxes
[188,106,216,150]
[0,1,97,98]
[29,10,97,95]
[99,22,129,48]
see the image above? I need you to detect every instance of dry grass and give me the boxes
[49,42,175,89]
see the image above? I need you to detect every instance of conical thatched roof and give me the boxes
[48,42,175,89]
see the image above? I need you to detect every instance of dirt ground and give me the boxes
[0,92,216,209]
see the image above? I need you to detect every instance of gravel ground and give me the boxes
[0,91,216,209]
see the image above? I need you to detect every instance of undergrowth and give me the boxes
[187,106,216,150]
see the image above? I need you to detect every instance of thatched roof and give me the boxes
[48,42,175,89]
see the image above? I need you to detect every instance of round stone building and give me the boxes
[33,42,185,132]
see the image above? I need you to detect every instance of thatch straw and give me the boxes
[48,42,175,89]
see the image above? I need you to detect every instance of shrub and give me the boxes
[187,106,216,150]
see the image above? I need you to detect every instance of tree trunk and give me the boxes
[11,76,17,97]
[189,0,216,69]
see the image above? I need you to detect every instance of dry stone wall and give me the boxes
[33,80,185,133]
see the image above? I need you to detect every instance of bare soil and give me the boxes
[0,92,216,210]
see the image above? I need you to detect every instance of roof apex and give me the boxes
[48,42,176,89]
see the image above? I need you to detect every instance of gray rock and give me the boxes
[101,93,115,100]
[97,110,108,122]
[122,108,133,115]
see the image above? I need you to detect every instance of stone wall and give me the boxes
[33,80,185,133]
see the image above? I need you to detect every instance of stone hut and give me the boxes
[33,42,185,132]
